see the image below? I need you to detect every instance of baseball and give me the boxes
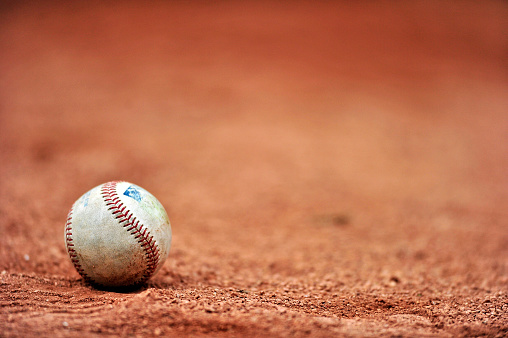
[65,181,172,288]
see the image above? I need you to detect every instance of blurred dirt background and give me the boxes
[1,1,507,336]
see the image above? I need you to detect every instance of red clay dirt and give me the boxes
[1,1,507,337]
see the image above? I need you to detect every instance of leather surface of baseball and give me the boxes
[65,181,172,288]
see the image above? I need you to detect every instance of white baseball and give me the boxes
[65,181,172,288]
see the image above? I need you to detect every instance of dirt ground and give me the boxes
[1,1,507,337]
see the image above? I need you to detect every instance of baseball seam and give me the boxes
[101,181,161,285]
[65,208,92,283]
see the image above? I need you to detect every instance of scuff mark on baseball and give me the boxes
[65,181,172,288]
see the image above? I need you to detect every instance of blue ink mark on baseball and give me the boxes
[124,185,143,202]
[83,191,91,207]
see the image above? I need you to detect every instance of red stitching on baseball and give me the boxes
[65,208,93,283]
[101,181,161,284]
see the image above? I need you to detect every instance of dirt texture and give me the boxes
[1,1,507,337]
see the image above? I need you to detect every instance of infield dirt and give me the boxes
[1,1,507,336]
